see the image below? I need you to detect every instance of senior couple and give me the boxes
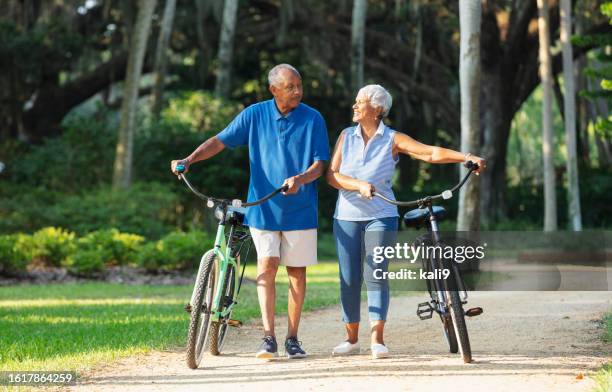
[171,64,485,360]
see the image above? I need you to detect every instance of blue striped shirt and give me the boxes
[334,122,400,221]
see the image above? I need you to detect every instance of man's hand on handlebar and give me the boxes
[171,159,190,177]
[282,175,303,195]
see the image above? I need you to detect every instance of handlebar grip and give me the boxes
[176,164,186,173]
[465,160,479,171]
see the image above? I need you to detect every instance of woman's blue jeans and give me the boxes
[333,217,398,323]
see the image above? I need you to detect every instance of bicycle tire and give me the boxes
[448,289,472,363]
[186,250,216,369]
[209,263,236,355]
[441,313,458,353]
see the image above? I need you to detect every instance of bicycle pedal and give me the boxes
[416,302,434,320]
[227,319,242,328]
[184,303,192,313]
[465,307,483,317]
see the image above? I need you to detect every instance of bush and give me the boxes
[64,249,106,276]
[77,229,144,266]
[0,234,28,274]
[4,117,116,193]
[0,183,180,239]
[136,231,213,271]
[24,227,75,267]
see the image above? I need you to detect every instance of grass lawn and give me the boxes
[591,313,612,392]
[0,261,341,374]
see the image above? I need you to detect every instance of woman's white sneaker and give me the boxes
[371,343,389,359]
[331,341,360,356]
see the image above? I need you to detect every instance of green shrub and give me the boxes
[64,249,106,276]
[136,231,213,271]
[5,117,115,193]
[24,227,75,267]
[49,183,179,239]
[78,229,144,266]
[0,234,28,274]
[0,183,180,239]
[135,242,165,272]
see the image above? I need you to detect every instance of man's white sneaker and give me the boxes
[331,341,360,356]
[371,343,390,359]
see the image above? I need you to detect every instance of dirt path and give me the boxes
[69,291,611,392]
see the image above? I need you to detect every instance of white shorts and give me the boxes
[249,228,318,267]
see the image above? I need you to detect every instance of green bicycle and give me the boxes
[176,164,287,369]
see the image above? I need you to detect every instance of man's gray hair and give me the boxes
[268,64,301,86]
[357,84,393,117]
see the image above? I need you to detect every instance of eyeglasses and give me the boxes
[282,84,302,93]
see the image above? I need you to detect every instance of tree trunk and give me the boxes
[113,0,157,190]
[350,0,367,94]
[560,0,582,231]
[457,0,482,232]
[537,0,557,231]
[152,0,177,118]
[277,0,295,47]
[121,0,135,47]
[195,0,212,86]
[214,0,238,98]
[574,12,590,165]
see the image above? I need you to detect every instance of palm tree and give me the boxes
[560,0,582,231]
[537,0,557,231]
[351,0,367,94]
[457,0,482,232]
[113,0,157,190]
[214,0,238,98]
[152,0,177,118]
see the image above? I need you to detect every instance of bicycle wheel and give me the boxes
[447,289,472,363]
[441,313,458,353]
[209,263,236,355]
[186,250,217,369]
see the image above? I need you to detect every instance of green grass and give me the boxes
[0,261,342,373]
[591,313,612,392]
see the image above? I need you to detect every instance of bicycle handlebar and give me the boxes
[372,161,479,208]
[175,164,288,208]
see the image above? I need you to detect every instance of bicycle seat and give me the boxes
[403,206,446,228]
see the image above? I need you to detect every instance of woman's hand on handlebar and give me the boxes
[467,156,486,175]
[171,159,190,177]
[358,181,375,200]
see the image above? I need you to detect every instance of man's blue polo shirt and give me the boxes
[216,99,330,231]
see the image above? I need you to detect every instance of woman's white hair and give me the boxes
[357,84,393,118]
[268,64,301,86]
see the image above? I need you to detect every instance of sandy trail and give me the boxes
[69,291,611,392]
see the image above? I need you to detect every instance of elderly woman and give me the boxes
[326,85,485,359]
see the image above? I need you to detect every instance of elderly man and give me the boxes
[171,64,329,359]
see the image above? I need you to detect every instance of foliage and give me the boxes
[136,231,213,272]
[0,182,179,239]
[0,234,28,274]
[574,1,612,144]
[63,248,106,276]
[20,227,76,267]
[5,117,116,193]
[64,229,145,276]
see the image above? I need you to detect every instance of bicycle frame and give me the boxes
[421,202,469,317]
[208,206,246,323]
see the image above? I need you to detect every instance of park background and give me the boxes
[0,0,610,390]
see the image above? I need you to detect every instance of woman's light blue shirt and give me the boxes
[334,121,399,221]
